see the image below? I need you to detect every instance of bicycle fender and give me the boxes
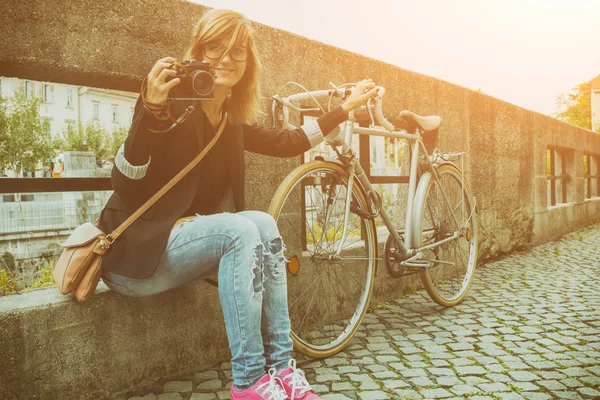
[432,159,460,170]
[412,161,459,248]
[411,170,433,249]
[313,155,344,168]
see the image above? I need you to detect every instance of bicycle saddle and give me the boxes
[399,110,442,131]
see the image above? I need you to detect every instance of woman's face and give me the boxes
[201,39,248,89]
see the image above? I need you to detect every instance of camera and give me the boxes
[167,59,215,101]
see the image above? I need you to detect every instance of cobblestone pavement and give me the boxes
[126,224,600,400]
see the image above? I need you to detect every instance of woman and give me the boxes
[98,8,379,400]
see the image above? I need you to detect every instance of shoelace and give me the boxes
[255,368,288,400]
[284,359,313,400]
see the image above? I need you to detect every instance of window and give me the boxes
[547,147,570,206]
[43,84,54,103]
[66,88,73,107]
[92,101,100,120]
[7,193,34,201]
[112,104,119,123]
[584,153,599,199]
[24,80,33,99]
[65,119,76,131]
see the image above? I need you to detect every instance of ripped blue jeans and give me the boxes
[101,210,293,390]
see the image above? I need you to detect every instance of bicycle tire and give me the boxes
[268,160,378,358]
[414,163,478,307]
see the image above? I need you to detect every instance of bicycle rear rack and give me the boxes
[429,149,466,165]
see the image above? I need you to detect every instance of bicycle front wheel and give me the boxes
[414,163,478,307]
[268,160,377,358]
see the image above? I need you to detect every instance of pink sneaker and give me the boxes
[277,359,322,400]
[230,368,288,400]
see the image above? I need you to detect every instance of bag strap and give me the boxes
[106,112,228,244]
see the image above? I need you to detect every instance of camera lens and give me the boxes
[190,70,214,96]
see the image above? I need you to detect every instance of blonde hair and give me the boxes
[184,8,262,125]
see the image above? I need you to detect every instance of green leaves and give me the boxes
[0,88,60,176]
[61,120,127,164]
[556,81,597,132]
[0,87,129,176]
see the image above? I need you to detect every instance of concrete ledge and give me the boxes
[0,281,230,400]
[533,198,600,243]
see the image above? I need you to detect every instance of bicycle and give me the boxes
[268,83,478,359]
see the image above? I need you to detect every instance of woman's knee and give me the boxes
[219,213,262,247]
[214,214,264,294]
[238,211,280,242]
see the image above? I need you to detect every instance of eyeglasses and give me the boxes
[204,43,249,62]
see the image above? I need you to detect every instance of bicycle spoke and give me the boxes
[418,165,477,306]
[327,266,347,336]
[331,261,364,291]
[288,274,321,310]
[293,270,323,335]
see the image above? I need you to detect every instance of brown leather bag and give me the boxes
[53,113,227,302]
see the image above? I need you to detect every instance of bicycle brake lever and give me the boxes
[329,82,351,99]
[272,94,283,104]
[367,98,376,128]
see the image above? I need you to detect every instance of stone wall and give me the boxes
[1,0,600,399]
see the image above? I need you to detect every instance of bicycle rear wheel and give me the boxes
[268,160,377,358]
[414,163,478,307]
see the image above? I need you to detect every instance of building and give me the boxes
[0,78,137,259]
[592,75,600,132]
[0,77,138,140]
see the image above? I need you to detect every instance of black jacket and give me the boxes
[99,98,344,279]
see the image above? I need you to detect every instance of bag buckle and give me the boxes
[100,234,114,250]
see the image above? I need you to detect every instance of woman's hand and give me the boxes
[341,79,379,113]
[145,57,181,104]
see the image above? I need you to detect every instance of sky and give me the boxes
[191,0,600,116]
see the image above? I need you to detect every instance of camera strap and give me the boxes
[149,104,196,134]
[140,76,197,134]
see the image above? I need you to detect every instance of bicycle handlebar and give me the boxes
[275,84,396,132]
[372,96,395,131]
[285,89,344,103]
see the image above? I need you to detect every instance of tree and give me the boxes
[555,80,597,132]
[61,122,129,164]
[0,95,9,173]
[0,88,60,176]
[110,126,129,163]
[61,121,113,164]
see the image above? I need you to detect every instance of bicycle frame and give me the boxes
[333,111,463,262]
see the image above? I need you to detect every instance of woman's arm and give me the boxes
[244,79,380,157]
[111,56,183,205]
[111,97,171,204]
[243,105,347,157]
